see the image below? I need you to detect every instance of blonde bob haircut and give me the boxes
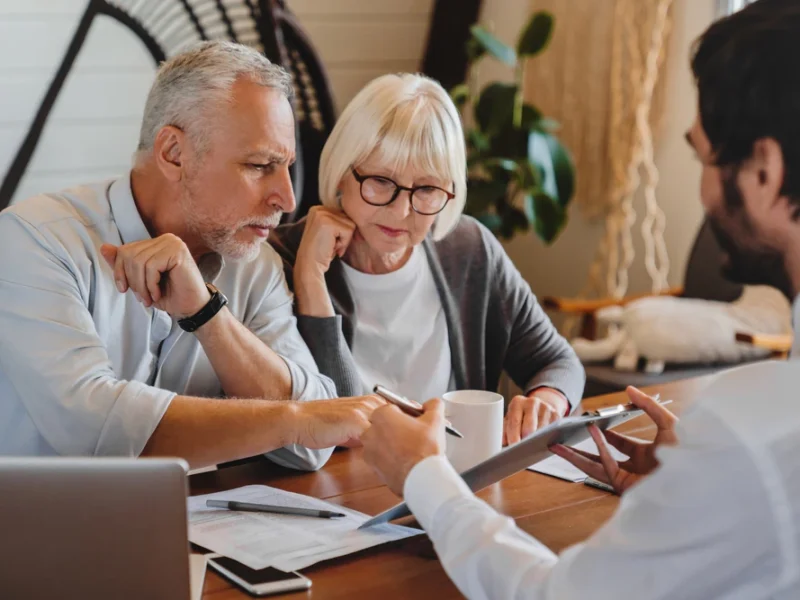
[319,73,467,241]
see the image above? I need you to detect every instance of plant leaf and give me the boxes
[496,203,529,239]
[470,25,517,66]
[476,212,503,232]
[528,131,575,207]
[520,104,543,130]
[475,83,517,134]
[466,178,509,213]
[466,37,486,62]
[517,160,542,190]
[524,192,567,244]
[482,158,518,173]
[450,83,470,110]
[517,12,555,57]
[468,129,490,152]
[543,134,576,207]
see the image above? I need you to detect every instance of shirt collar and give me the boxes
[108,172,153,245]
[108,172,225,283]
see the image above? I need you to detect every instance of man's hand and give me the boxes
[551,386,678,494]
[292,395,386,449]
[504,388,569,446]
[100,234,210,319]
[362,399,445,496]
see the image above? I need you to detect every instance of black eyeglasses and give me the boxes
[350,168,455,216]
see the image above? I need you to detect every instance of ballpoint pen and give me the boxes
[581,394,672,417]
[207,499,346,519]
[373,384,465,439]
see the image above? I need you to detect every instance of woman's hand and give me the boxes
[294,206,357,317]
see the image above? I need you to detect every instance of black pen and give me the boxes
[207,499,346,519]
[373,384,464,439]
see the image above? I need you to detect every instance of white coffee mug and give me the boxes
[442,390,504,473]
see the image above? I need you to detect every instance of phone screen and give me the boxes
[210,556,305,585]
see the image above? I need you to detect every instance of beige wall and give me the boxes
[478,0,716,304]
[289,0,435,112]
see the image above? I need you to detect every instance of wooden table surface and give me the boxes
[192,375,712,599]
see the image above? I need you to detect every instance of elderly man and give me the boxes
[362,0,800,597]
[0,41,382,470]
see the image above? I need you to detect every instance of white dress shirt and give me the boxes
[404,301,800,599]
[342,245,453,402]
[0,175,336,470]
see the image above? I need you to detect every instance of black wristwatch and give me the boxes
[178,283,228,332]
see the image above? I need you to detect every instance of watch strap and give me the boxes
[178,284,228,332]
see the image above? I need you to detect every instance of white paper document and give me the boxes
[189,554,207,600]
[527,437,629,482]
[187,485,421,571]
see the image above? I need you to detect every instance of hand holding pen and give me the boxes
[373,384,464,439]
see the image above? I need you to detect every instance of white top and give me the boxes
[342,246,452,403]
[404,301,800,599]
[0,174,336,471]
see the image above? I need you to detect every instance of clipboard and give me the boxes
[359,399,666,529]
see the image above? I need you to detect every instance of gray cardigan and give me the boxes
[270,215,585,409]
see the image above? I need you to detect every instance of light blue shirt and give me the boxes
[0,174,337,470]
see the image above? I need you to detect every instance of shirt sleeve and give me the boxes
[246,249,338,471]
[0,213,175,457]
[403,405,781,600]
[296,314,368,398]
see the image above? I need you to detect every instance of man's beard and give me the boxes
[181,182,281,262]
[707,170,793,298]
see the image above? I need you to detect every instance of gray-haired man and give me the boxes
[0,41,382,470]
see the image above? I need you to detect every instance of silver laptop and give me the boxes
[0,458,191,600]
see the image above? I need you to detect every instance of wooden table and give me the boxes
[193,375,711,599]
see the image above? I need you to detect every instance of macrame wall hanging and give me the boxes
[524,0,675,331]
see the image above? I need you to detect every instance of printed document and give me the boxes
[188,485,421,571]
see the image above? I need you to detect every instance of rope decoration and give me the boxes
[557,0,674,337]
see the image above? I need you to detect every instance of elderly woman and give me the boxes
[270,73,584,444]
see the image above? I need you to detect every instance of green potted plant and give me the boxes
[451,11,575,242]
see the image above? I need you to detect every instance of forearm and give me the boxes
[294,268,335,318]
[297,315,366,397]
[141,395,298,469]
[194,308,293,399]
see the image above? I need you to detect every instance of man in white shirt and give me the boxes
[0,41,384,470]
[361,1,800,597]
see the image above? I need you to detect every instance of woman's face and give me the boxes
[339,156,451,257]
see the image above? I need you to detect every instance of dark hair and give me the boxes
[692,0,800,202]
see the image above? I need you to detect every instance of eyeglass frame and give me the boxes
[350,167,455,216]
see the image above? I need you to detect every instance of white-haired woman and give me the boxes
[270,73,584,444]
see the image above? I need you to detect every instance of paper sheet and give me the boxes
[189,554,207,600]
[527,437,629,482]
[188,464,218,476]
[187,485,421,571]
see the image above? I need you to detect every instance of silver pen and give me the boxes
[373,384,464,439]
[583,477,616,494]
[207,499,346,519]
[581,394,672,417]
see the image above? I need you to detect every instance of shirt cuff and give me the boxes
[527,385,572,417]
[404,454,473,531]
